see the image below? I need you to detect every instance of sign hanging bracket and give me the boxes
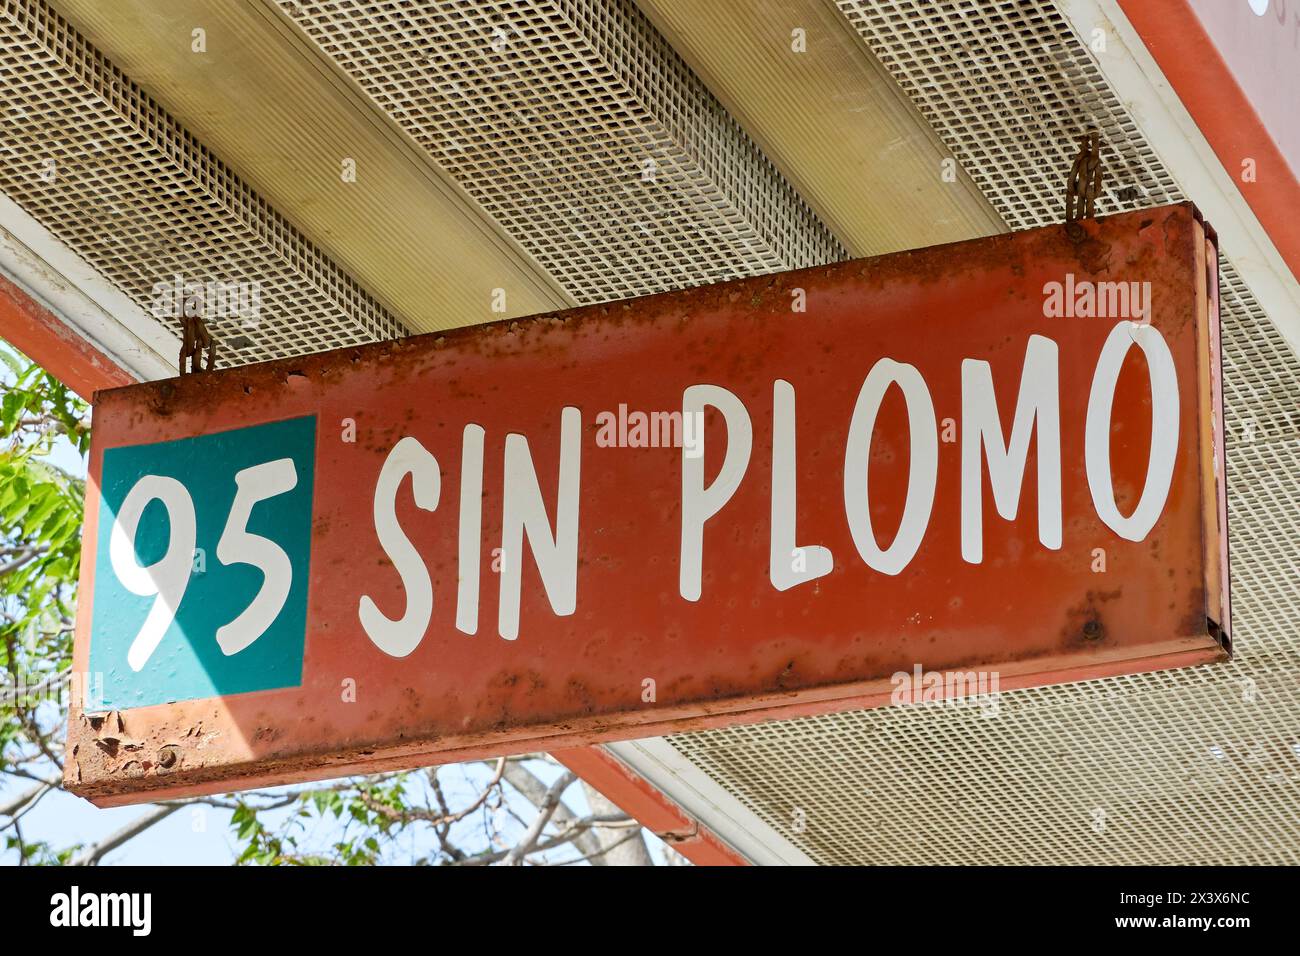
[1065,129,1104,223]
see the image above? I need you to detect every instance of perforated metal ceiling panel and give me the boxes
[276,0,846,303]
[585,0,1007,255]
[665,0,1300,865]
[0,0,406,366]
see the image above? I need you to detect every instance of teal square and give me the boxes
[89,416,316,709]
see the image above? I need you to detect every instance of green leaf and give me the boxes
[0,348,25,379]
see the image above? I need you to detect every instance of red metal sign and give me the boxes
[66,203,1229,805]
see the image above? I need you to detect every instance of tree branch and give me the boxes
[1,782,47,818]
[494,759,608,863]
[581,781,654,865]
[502,770,575,866]
[70,805,179,866]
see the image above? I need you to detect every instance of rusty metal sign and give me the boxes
[66,203,1229,805]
